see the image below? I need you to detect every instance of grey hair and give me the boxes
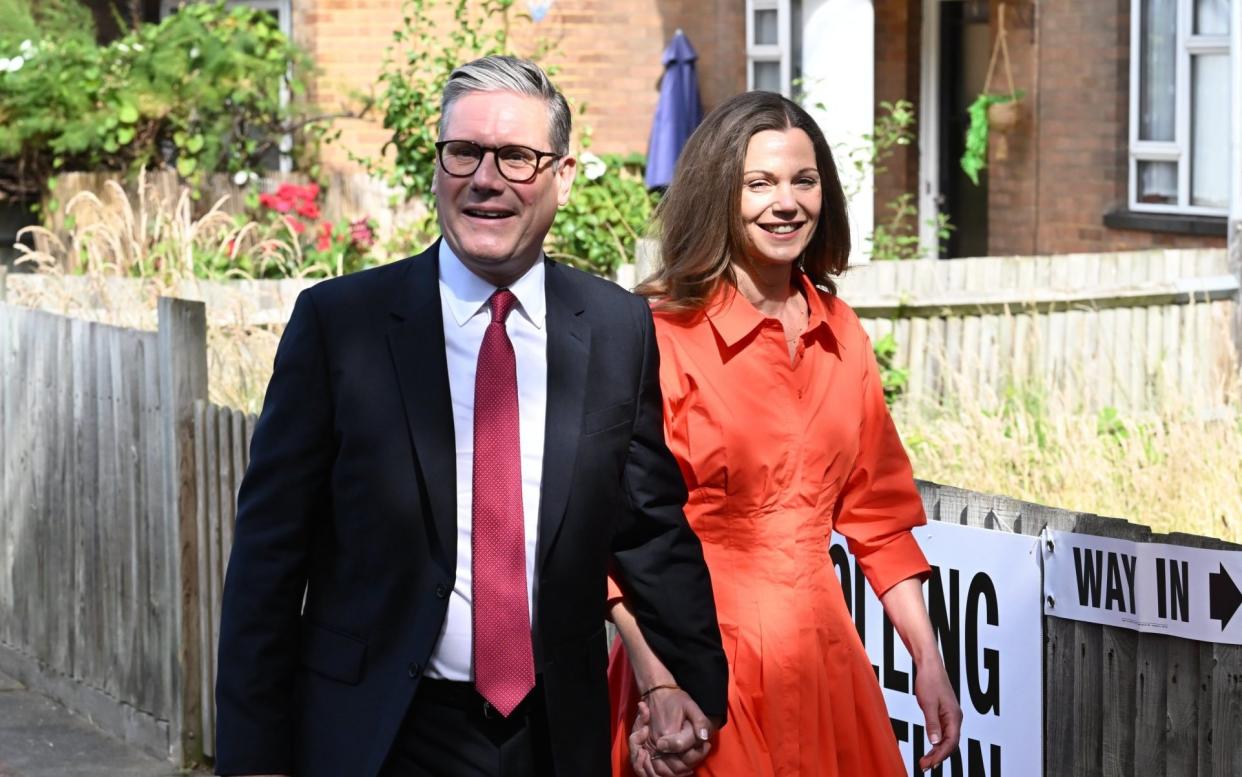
[440,55,572,155]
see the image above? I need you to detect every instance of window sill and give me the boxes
[1103,208,1227,238]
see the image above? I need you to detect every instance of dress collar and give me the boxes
[704,271,835,348]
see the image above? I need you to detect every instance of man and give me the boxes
[214,55,727,777]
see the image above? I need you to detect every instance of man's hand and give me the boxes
[627,692,716,777]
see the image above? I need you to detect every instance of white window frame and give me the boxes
[746,0,793,96]
[1128,0,1231,216]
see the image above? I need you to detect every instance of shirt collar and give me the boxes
[437,240,547,330]
[704,271,835,347]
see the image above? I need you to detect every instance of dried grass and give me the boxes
[896,375,1242,543]
[10,172,288,412]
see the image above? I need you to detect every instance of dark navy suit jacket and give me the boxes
[214,243,727,777]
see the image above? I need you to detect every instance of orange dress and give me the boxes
[606,275,931,777]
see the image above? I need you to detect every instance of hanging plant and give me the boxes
[961,90,1024,185]
[959,3,1025,185]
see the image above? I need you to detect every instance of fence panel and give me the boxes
[917,482,1242,777]
[836,249,1237,412]
[192,400,257,760]
[0,298,207,763]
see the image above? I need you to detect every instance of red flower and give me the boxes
[283,216,306,235]
[259,192,293,213]
[296,201,321,220]
[316,222,333,252]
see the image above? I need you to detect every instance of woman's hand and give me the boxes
[913,655,962,771]
[879,576,963,771]
[629,701,712,777]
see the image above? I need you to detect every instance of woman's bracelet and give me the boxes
[639,683,681,701]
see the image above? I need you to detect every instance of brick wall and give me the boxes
[875,0,1222,257]
[293,0,745,173]
[873,0,922,226]
[1001,0,1222,253]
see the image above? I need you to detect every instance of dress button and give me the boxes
[435,583,448,599]
[408,662,421,678]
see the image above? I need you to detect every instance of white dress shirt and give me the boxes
[426,241,548,681]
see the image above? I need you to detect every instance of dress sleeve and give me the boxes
[833,332,930,598]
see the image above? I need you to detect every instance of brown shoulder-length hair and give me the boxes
[636,91,850,311]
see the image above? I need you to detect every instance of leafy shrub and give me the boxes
[546,152,657,275]
[0,0,320,202]
[366,0,656,276]
[872,332,909,406]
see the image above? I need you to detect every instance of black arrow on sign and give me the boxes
[1209,563,1241,630]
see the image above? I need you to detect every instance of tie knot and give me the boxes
[489,289,518,324]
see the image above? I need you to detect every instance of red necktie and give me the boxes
[472,289,535,717]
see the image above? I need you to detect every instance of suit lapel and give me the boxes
[386,243,458,577]
[537,261,590,571]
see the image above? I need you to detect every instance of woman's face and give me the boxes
[738,128,822,270]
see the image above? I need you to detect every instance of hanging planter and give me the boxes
[961,3,1025,185]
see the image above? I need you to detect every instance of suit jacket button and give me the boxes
[435,583,448,599]
[408,662,421,678]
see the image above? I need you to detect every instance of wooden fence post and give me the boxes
[158,297,208,766]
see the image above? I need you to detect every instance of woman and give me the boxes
[606,91,962,777]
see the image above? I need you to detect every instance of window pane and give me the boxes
[1139,0,1177,141]
[755,8,779,45]
[1194,0,1231,35]
[1191,54,1230,208]
[753,60,782,92]
[1137,161,1179,205]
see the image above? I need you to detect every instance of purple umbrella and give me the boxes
[645,29,703,190]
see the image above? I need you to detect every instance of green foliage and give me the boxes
[364,0,516,203]
[865,100,954,261]
[872,332,908,406]
[546,152,657,275]
[367,0,654,276]
[800,93,953,261]
[960,91,1025,185]
[870,192,953,264]
[0,0,321,201]
[1095,405,1163,465]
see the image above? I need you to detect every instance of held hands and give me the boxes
[627,688,716,777]
[914,656,963,772]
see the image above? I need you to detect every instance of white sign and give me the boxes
[831,522,1043,777]
[1043,529,1242,645]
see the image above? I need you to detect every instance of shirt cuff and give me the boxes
[857,532,931,597]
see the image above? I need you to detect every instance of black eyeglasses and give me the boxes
[434,140,563,184]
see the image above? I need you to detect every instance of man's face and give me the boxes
[433,91,577,287]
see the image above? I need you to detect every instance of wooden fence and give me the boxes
[0,295,208,764]
[835,249,1239,412]
[2,285,1242,774]
[191,400,257,761]
[641,244,1240,413]
[920,482,1242,777]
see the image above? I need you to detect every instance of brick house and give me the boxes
[101,1,1236,259]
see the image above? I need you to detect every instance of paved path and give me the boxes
[0,670,205,777]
